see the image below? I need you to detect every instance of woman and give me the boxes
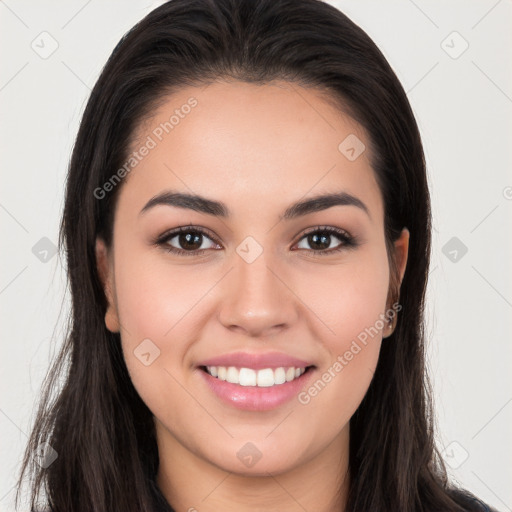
[16,0,499,511]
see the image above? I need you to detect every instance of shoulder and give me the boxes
[447,487,501,512]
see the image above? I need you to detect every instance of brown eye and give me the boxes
[175,231,205,251]
[156,227,221,256]
[294,227,357,255]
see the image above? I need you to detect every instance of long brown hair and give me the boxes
[16,1,491,510]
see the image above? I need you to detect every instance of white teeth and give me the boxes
[239,367,256,386]
[257,368,274,387]
[226,366,239,383]
[204,365,308,387]
[274,367,286,385]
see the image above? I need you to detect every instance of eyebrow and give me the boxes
[139,189,370,220]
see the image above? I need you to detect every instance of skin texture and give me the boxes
[96,80,409,512]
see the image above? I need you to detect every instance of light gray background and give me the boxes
[1,1,511,511]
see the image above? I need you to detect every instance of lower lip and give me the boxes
[198,367,316,411]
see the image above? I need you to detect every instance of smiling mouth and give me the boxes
[199,365,315,387]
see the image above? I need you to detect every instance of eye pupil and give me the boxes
[309,233,330,250]
[180,232,202,250]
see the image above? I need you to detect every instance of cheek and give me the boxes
[293,245,389,416]
[295,243,390,347]
[111,243,214,401]
[113,248,211,343]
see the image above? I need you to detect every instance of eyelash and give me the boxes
[153,225,358,257]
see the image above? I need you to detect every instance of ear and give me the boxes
[95,237,120,333]
[394,227,409,287]
[383,228,409,338]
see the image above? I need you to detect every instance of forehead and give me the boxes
[121,80,383,222]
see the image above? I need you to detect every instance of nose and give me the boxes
[217,249,299,338]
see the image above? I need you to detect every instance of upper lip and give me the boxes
[197,351,315,370]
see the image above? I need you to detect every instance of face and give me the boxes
[96,80,408,478]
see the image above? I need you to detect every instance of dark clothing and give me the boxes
[446,486,501,512]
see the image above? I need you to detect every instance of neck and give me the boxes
[155,420,350,512]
